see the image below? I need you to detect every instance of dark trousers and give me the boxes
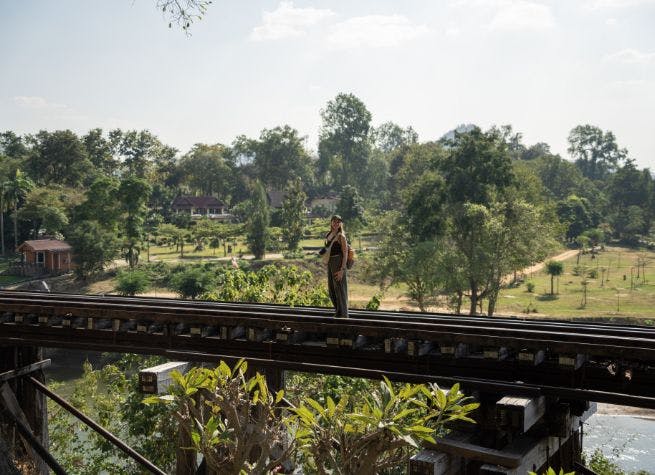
[328,255,349,318]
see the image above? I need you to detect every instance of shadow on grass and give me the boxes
[536,294,559,301]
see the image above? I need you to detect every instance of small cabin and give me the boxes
[16,239,74,276]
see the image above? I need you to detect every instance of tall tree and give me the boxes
[0,131,28,159]
[118,176,152,268]
[318,93,372,191]
[26,130,94,186]
[237,126,313,190]
[19,187,74,239]
[336,185,365,238]
[178,143,234,198]
[281,178,307,251]
[67,220,120,278]
[3,169,34,251]
[568,125,628,181]
[246,182,270,259]
[372,122,418,154]
[82,128,119,175]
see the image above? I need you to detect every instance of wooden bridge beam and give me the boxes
[0,345,49,475]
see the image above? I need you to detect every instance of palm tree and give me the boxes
[4,169,34,252]
[546,260,564,295]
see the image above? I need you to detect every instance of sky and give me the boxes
[1,0,654,168]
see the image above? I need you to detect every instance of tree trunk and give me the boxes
[550,274,554,295]
[469,281,478,316]
[456,291,463,314]
[0,193,5,257]
[13,207,18,252]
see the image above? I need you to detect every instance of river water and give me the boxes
[584,414,655,473]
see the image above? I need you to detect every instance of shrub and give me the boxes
[115,269,150,296]
[526,282,535,293]
[170,267,216,299]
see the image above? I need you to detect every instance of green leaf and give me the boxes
[275,389,284,404]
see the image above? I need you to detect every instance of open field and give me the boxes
[496,246,655,320]
[9,245,655,321]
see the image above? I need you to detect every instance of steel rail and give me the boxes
[27,376,166,475]
[1,294,655,351]
[2,290,654,338]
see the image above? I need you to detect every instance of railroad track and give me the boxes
[1,290,655,408]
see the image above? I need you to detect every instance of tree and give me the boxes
[82,128,119,175]
[115,130,165,178]
[157,0,214,32]
[546,260,564,295]
[170,267,215,299]
[281,178,307,251]
[372,122,418,153]
[246,182,270,259]
[236,127,313,190]
[19,186,71,238]
[318,93,372,190]
[568,125,628,181]
[157,223,189,257]
[115,269,151,296]
[26,130,94,187]
[118,176,152,268]
[556,195,595,240]
[73,176,121,231]
[3,169,34,251]
[336,185,365,238]
[0,131,28,159]
[67,220,120,278]
[178,143,234,199]
[439,126,515,206]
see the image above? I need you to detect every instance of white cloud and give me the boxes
[327,15,430,50]
[586,0,655,9]
[604,48,655,64]
[13,96,67,110]
[488,1,555,31]
[250,1,334,41]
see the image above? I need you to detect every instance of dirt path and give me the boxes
[520,249,579,276]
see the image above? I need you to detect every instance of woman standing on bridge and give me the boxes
[321,215,349,318]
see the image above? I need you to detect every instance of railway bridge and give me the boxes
[1,290,654,474]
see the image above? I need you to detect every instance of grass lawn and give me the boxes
[496,246,655,321]
[148,237,375,262]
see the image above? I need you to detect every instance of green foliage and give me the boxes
[281,177,307,251]
[118,176,152,268]
[115,269,151,296]
[291,378,478,475]
[529,468,575,475]
[568,124,628,181]
[245,182,270,259]
[144,360,291,475]
[526,281,535,293]
[67,220,120,278]
[546,260,564,295]
[337,184,366,235]
[366,293,381,310]
[202,264,331,307]
[48,355,177,474]
[170,266,216,299]
[318,93,372,192]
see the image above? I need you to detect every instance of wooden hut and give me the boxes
[16,239,73,276]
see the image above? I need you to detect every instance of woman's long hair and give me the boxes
[327,219,346,240]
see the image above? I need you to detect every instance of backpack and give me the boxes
[346,244,355,270]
